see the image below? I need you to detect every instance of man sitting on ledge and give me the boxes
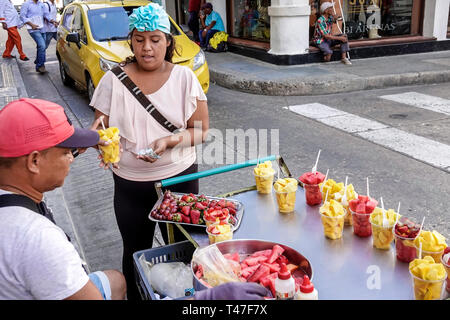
[313,2,352,66]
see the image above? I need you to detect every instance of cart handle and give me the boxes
[157,155,279,188]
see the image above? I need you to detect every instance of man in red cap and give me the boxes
[0,98,126,300]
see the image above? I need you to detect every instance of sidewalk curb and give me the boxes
[210,68,450,96]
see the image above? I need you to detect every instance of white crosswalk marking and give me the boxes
[289,103,450,172]
[380,92,450,116]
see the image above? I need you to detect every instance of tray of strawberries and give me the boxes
[149,191,244,230]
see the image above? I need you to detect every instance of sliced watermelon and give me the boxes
[223,252,240,263]
[241,264,260,279]
[259,272,278,287]
[243,255,268,266]
[251,249,272,258]
[356,201,366,214]
[248,264,270,283]
[293,276,304,292]
[262,262,281,273]
[349,199,358,212]
[267,245,285,263]
[358,195,368,202]
[365,198,378,213]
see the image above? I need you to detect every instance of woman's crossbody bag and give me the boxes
[110,66,180,133]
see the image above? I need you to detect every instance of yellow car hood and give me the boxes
[94,34,199,64]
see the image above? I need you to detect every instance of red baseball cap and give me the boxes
[0,98,100,157]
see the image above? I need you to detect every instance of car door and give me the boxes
[64,6,89,84]
[58,5,74,76]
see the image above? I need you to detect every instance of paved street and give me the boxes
[1,27,449,276]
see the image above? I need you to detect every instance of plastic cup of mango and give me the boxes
[409,269,446,300]
[370,221,395,250]
[254,172,274,194]
[319,212,345,240]
[275,189,297,213]
[342,203,353,226]
[206,222,234,245]
[414,246,444,264]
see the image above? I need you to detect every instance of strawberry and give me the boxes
[221,208,229,216]
[190,209,201,224]
[226,201,236,209]
[181,206,191,216]
[217,199,226,208]
[228,207,237,215]
[194,202,206,210]
[181,214,191,224]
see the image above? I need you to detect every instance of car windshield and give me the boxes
[88,6,181,42]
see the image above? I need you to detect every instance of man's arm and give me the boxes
[20,2,38,29]
[0,0,6,29]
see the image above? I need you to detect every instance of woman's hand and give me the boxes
[137,137,169,163]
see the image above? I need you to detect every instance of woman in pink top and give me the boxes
[89,3,209,300]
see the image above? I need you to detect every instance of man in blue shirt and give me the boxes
[198,2,225,49]
[20,0,47,73]
[42,0,58,49]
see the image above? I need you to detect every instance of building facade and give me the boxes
[165,0,449,62]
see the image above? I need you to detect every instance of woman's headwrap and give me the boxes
[128,3,171,34]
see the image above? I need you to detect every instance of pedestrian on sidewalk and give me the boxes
[89,3,209,300]
[198,2,225,50]
[20,0,47,73]
[313,2,352,65]
[0,0,29,60]
[0,98,127,300]
[42,0,58,49]
[187,0,204,43]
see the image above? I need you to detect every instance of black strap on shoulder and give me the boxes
[0,194,56,226]
[110,66,179,133]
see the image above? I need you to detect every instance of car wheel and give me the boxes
[86,73,95,104]
[59,59,74,86]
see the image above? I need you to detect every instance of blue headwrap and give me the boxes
[128,3,171,34]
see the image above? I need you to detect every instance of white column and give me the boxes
[210,0,228,31]
[268,0,311,55]
[423,0,450,40]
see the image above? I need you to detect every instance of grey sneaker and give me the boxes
[341,58,352,65]
[37,66,46,73]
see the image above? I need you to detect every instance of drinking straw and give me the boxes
[100,115,106,131]
[321,169,329,192]
[419,216,425,233]
[380,197,388,228]
[419,242,423,259]
[312,149,321,173]
[395,202,401,225]
[343,176,348,201]
[324,188,329,203]
[366,177,370,198]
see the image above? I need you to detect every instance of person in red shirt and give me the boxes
[188,0,204,42]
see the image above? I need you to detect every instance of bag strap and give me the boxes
[0,194,67,240]
[111,66,179,133]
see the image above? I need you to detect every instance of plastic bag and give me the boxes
[149,262,194,299]
[192,245,240,287]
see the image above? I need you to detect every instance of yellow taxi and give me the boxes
[56,0,209,100]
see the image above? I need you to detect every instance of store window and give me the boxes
[310,0,415,41]
[232,0,271,42]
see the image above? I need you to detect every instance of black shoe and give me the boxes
[20,56,30,61]
[2,55,16,59]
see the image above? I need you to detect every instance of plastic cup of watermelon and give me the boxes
[303,183,322,206]
[350,209,372,237]
[441,254,450,293]
[275,190,297,213]
[254,172,274,194]
[409,270,446,300]
[319,212,345,240]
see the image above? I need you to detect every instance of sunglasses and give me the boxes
[71,148,80,158]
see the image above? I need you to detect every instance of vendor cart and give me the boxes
[134,155,449,300]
